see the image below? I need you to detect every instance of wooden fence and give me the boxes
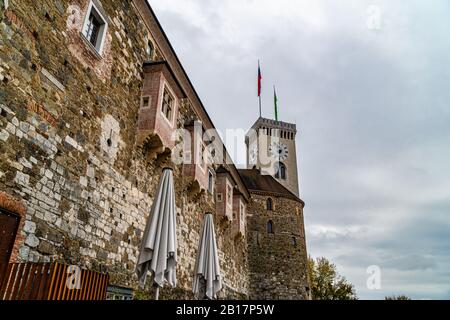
[0,262,109,300]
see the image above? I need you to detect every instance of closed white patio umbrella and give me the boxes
[136,168,177,300]
[193,213,222,300]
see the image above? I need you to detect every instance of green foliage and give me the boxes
[385,295,412,300]
[307,256,358,300]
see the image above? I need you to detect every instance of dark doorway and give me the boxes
[0,208,21,264]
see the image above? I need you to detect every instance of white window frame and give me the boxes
[161,85,176,126]
[82,1,108,55]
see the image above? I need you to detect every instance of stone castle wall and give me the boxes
[246,192,310,299]
[0,0,248,298]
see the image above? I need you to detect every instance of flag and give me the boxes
[274,86,279,121]
[258,61,262,97]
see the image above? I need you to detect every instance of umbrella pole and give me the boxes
[155,286,160,300]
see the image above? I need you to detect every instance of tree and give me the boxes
[307,256,358,300]
[385,295,411,300]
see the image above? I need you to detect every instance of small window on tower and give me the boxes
[82,2,108,54]
[267,198,273,211]
[275,162,287,180]
[267,220,274,234]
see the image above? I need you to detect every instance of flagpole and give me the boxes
[258,60,262,118]
[259,95,262,118]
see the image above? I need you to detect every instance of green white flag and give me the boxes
[274,86,279,121]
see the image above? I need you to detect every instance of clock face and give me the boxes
[249,146,258,163]
[269,142,289,161]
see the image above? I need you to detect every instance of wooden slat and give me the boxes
[60,265,69,300]
[3,263,18,300]
[10,263,25,300]
[74,269,85,301]
[88,271,97,300]
[17,263,32,300]
[98,274,107,300]
[28,264,43,300]
[0,263,14,300]
[20,263,34,300]
[79,269,87,301]
[47,262,60,300]
[92,270,99,300]
[56,264,67,300]
[95,273,102,300]
[0,264,8,289]
[36,263,51,300]
[97,273,103,300]
[81,269,90,301]
[95,272,102,300]
[0,262,109,301]
[84,270,93,301]
[67,266,77,301]
[73,269,82,301]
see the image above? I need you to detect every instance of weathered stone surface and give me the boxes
[247,194,310,300]
[23,220,36,233]
[25,234,40,248]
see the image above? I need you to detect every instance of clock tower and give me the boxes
[245,117,300,196]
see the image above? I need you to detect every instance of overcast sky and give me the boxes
[149,0,450,299]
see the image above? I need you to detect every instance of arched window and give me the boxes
[292,236,297,246]
[274,162,287,180]
[267,220,274,234]
[266,198,273,211]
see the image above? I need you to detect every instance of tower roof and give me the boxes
[237,169,304,206]
[246,117,297,136]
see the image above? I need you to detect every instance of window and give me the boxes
[292,237,297,246]
[227,184,232,206]
[275,162,287,180]
[267,220,274,234]
[266,198,273,211]
[216,193,223,202]
[162,87,174,122]
[106,285,133,300]
[146,41,154,59]
[208,170,214,194]
[142,96,150,108]
[82,2,108,54]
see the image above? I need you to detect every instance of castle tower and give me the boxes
[240,117,310,300]
[245,117,299,196]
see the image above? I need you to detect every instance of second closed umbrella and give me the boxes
[193,213,222,300]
